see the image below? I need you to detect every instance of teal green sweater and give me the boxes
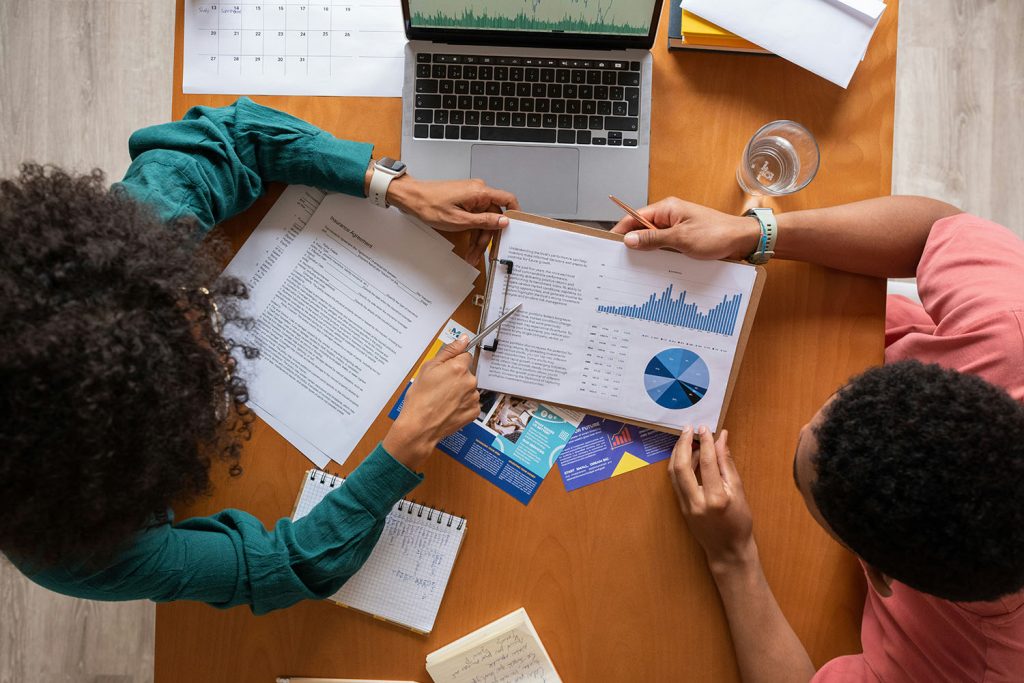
[10,98,425,615]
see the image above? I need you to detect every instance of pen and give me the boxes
[464,302,523,351]
[608,195,659,231]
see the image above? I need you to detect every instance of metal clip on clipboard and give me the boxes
[481,258,514,352]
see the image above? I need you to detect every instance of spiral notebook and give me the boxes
[292,469,468,634]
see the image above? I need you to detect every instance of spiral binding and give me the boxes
[311,469,466,530]
[309,468,340,488]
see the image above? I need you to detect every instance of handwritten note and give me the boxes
[426,610,561,683]
[334,511,462,612]
[292,471,467,634]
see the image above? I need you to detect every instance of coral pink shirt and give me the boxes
[814,213,1024,682]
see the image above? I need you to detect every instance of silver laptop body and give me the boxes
[399,2,663,221]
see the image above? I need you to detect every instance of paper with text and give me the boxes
[476,219,758,432]
[183,0,407,97]
[225,186,477,466]
[426,608,561,683]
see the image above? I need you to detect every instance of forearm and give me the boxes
[710,546,815,683]
[205,96,373,195]
[245,444,423,613]
[772,196,961,277]
[166,444,422,614]
[120,97,373,229]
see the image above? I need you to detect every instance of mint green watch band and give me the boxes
[744,208,777,265]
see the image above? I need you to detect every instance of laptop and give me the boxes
[399,0,664,221]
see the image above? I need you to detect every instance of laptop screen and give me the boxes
[404,0,663,49]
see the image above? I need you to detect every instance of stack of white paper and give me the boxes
[224,186,478,467]
[682,0,887,88]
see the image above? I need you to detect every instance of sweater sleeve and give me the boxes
[115,96,373,230]
[12,444,422,615]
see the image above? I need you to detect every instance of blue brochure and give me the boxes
[388,320,583,504]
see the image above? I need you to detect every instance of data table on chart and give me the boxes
[183,0,407,96]
[578,323,631,400]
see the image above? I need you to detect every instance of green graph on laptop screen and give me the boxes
[409,0,657,36]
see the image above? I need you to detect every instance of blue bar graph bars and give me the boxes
[597,284,743,336]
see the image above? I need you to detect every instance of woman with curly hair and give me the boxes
[0,97,516,614]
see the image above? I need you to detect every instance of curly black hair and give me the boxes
[0,164,255,569]
[812,360,1024,602]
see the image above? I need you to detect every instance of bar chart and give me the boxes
[409,0,656,35]
[596,283,743,336]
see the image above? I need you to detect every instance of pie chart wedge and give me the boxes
[644,349,709,410]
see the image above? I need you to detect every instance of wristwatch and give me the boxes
[744,207,778,265]
[368,157,408,208]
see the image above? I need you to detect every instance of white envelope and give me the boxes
[681,0,886,88]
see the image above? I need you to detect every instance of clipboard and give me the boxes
[475,210,766,435]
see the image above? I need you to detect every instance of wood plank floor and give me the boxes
[1,1,1022,681]
[893,0,1024,230]
[1,4,171,681]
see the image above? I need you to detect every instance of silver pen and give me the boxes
[464,302,523,351]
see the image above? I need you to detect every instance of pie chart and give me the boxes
[644,349,709,410]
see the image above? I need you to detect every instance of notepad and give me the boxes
[292,470,467,634]
[425,608,561,683]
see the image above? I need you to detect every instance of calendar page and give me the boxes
[183,0,407,97]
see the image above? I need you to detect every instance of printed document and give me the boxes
[224,186,478,466]
[475,219,759,433]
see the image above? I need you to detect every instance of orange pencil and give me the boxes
[608,195,659,231]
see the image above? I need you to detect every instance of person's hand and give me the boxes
[382,335,480,471]
[387,177,520,265]
[610,197,762,260]
[669,426,756,573]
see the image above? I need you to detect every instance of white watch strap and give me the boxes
[745,208,778,265]
[368,166,395,208]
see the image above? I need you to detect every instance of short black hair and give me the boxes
[812,360,1024,602]
[0,164,254,569]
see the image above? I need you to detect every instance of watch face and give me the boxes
[378,157,406,173]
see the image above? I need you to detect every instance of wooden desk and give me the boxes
[159,2,895,680]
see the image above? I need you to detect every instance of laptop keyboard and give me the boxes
[413,53,641,147]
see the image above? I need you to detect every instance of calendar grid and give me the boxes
[184,0,407,96]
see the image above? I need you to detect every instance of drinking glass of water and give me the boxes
[736,120,820,196]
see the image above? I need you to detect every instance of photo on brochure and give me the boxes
[388,320,582,504]
[481,393,539,445]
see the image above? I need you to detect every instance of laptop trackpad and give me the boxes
[470,145,579,215]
